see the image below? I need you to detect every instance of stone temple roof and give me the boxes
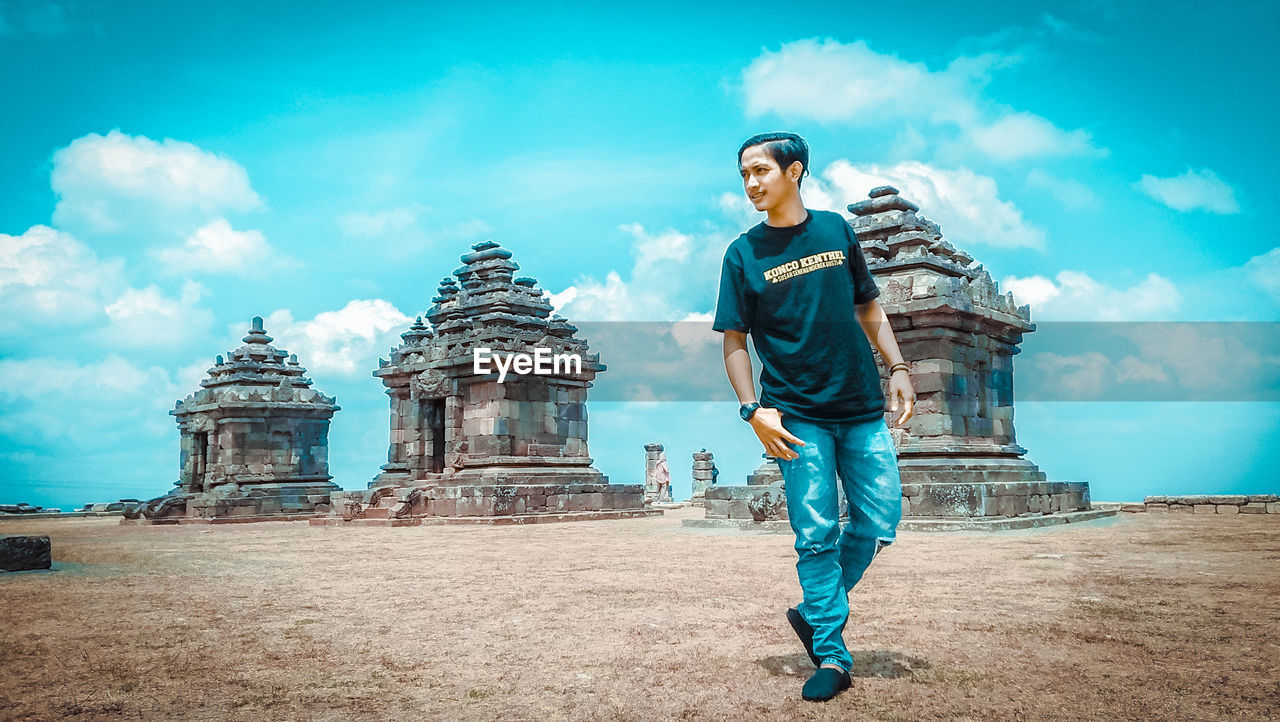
[849,186,1031,323]
[173,317,338,415]
[380,241,600,373]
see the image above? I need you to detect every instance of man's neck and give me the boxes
[764,196,808,227]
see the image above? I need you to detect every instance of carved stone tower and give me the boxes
[317,240,649,525]
[145,317,341,523]
[849,186,1090,518]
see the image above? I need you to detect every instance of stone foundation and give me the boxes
[704,485,788,522]
[315,482,650,526]
[1119,494,1280,514]
[184,481,340,520]
[902,480,1090,517]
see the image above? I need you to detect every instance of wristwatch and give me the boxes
[739,402,761,422]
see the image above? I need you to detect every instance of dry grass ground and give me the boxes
[1,508,1277,721]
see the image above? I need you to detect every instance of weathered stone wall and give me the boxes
[1121,495,1280,514]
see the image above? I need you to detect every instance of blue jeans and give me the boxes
[777,414,902,672]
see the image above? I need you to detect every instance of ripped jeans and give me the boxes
[777,414,902,672]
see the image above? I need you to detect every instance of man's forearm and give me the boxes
[722,332,758,404]
[856,300,906,368]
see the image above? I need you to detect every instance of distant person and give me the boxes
[712,131,915,702]
[655,450,671,502]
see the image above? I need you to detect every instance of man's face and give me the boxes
[739,144,798,213]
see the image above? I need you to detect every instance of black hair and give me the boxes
[737,132,810,188]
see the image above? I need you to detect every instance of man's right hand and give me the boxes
[748,406,805,460]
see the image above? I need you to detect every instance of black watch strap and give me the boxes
[740,402,761,421]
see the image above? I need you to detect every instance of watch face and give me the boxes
[740,403,758,420]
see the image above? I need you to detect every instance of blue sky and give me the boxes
[2,1,1278,509]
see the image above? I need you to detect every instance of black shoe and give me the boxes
[802,666,852,702]
[786,607,822,668]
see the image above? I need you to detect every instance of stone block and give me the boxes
[1167,504,1189,513]
[705,499,729,518]
[1146,503,1168,512]
[1240,503,1266,514]
[728,499,751,519]
[1268,503,1280,514]
[1121,503,1145,513]
[1247,494,1278,503]
[997,495,1014,517]
[1,536,51,571]
[1217,505,1239,515]
[1210,495,1248,505]
[1193,504,1217,514]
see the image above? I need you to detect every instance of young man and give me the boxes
[712,132,915,703]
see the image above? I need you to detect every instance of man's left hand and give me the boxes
[889,370,915,427]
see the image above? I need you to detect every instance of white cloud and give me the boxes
[671,312,718,351]
[155,218,292,275]
[1114,355,1169,384]
[968,112,1099,162]
[550,223,732,322]
[546,286,579,315]
[1244,247,1280,301]
[620,223,694,273]
[550,270,655,322]
[816,160,1045,249]
[1001,270,1181,321]
[741,37,1102,162]
[0,224,124,330]
[1024,351,1112,399]
[51,130,262,234]
[261,299,412,375]
[1026,168,1100,210]
[1122,324,1263,391]
[1135,168,1240,214]
[103,280,215,348]
[0,355,182,443]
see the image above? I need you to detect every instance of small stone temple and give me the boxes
[699,188,1091,528]
[852,186,1089,520]
[315,240,648,525]
[129,317,341,524]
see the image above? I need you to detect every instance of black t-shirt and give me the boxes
[712,209,885,423]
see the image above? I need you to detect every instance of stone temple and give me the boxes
[316,240,649,525]
[702,187,1092,528]
[128,317,341,524]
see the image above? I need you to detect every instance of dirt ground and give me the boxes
[1,508,1277,721]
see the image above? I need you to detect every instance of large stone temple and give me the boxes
[701,187,1093,529]
[315,240,649,525]
[127,317,341,524]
